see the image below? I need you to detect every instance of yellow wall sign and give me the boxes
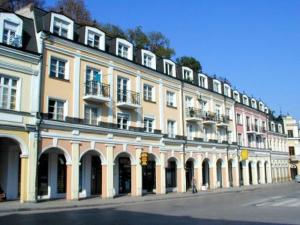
[241,149,249,161]
[140,152,148,166]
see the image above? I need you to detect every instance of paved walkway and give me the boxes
[0,183,288,213]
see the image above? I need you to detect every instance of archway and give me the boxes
[290,165,297,179]
[185,158,194,191]
[114,152,131,195]
[0,138,21,200]
[264,162,268,183]
[216,159,223,188]
[202,159,210,189]
[166,157,177,192]
[37,148,68,199]
[248,161,253,185]
[228,159,233,187]
[79,150,102,198]
[239,161,244,186]
[257,161,261,184]
[142,153,156,194]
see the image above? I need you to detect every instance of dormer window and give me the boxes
[116,38,133,60]
[243,95,249,105]
[213,80,221,93]
[265,107,269,114]
[259,102,264,111]
[199,74,208,89]
[278,124,283,133]
[183,67,193,81]
[144,54,152,67]
[251,99,257,109]
[224,84,231,97]
[164,60,176,77]
[50,14,74,40]
[0,13,23,47]
[233,91,240,102]
[141,49,156,69]
[85,27,105,50]
[271,122,275,132]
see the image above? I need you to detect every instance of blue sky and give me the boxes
[45,0,300,120]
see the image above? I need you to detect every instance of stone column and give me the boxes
[209,157,217,189]
[20,157,28,203]
[243,160,249,186]
[157,152,166,194]
[26,131,38,202]
[66,164,72,200]
[222,156,229,188]
[252,163,258,185]
[131,147,142,196]
[195,155,202,191]
[260,164,266,184]
[70,141,81,200]
[102,144,114,198]
[177,152,186,193]
[232,159,240,187]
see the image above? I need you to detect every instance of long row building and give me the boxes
[0,5,294,202]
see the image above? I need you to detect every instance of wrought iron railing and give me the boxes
[85,81,110,98]
[117,90,140,105]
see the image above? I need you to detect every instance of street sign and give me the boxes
[241,149,249,161]
[140,152,148,166]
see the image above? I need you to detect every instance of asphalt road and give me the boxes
[0,183,299,225]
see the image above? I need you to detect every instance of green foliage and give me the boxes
[100,23,127,39]
[0,0,44,10]
[147,31,175,58]
[126,26,149,49]
[176,56,202,72]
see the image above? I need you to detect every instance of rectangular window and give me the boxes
[144,117,154,133]
[213,81,220,93]
[199,76,206,88]
[165,62,173,76]
[117,113,129,130]
[166,91,176,107]
[84,105,98,125]
[48,99,65,120]
[50,57,66,79]
[0,75,18,110]
[289,146,295,156]
[87,31,100,48]
[143,54,152,68]
[117,77,128,103]
[224,86,230,96]
[118,43,129,58]
[3,20,20,47]
[183,69,192,81]
[288,130,294,138]
[167,120,176,138]
[187,124,193,140]
[236,113,242,124]
[143,84,153,101]
[53,18,69,38]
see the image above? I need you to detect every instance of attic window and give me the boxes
[164,60,176,77]
[116,38,133,60]
[183,68,193,81]
[233,91,240,102]
[213,80,221,93]
[224,84,231,97]
[141,50,156,69]
[53,17,69,38]
[85,27,105,50]
[0,13,23,48]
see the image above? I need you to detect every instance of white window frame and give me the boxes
[0,13,23,47]
[224,84,231,97]
[259,102,264,111]
[251,99,257,109]
[141,49,156,69]
[144,116,155,133]
[0,75,20,111]
[47,97,66,120]
[186,123,194,140]
[50,13,74,40]
[182,67,193,81]
[85,26,105,50]
[198,74,208,89]
[167,120,176,138]
[278,124,283,133]
[185,96,193,108]
[84,104,100,125]
[243,95,249,105]
[233,91,240,102]
[143,83,154,102]
[116,38,133,60]
[166,91,176,107]
[49,56,69,80]
[117,112,130,130]
[213,79,221,94]
[163,59,176,77]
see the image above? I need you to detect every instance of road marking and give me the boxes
[271,199,298,207]
[245,196,283,206]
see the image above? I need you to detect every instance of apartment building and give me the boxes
[283,115,300,178]
[0,5,292,202]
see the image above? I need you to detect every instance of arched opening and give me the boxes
[248,161,253,185]
[239,161,244,186]
[202,159,210,189]
[37,148,68,199]
[290,165,297,179]
[166,157,177,192]
[264,162,268,183]
[114,152,131,195]
[0,138,21,200]
[216,159,223,188]
[142,153,156,194]
[185,159,194,191]
[228,159,233,187]
[79,150,102,198]
[257,161,261,184]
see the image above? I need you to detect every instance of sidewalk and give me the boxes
[0,184,283,213]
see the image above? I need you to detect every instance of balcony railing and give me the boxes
[117,90,141,108]
[84,81,110,102]
[185,107,205,121]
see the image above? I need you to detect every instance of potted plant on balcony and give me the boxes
[189,108,195,117]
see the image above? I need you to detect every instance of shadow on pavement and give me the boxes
[0,207,293,225]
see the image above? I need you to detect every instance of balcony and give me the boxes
[117,90,141,109]
[83,81,110,103]
[202,111,217,125]
[185,107,204,122]
[246,124,256,134]
[216,115,230,127]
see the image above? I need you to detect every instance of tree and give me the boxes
[0,0,44,11]
[176,56,202,72]
[50,0,92,25]
[147,31,175,58]
[100,23,126,39]
[126,26,149,49]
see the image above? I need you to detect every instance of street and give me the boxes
[0,183,299,225]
